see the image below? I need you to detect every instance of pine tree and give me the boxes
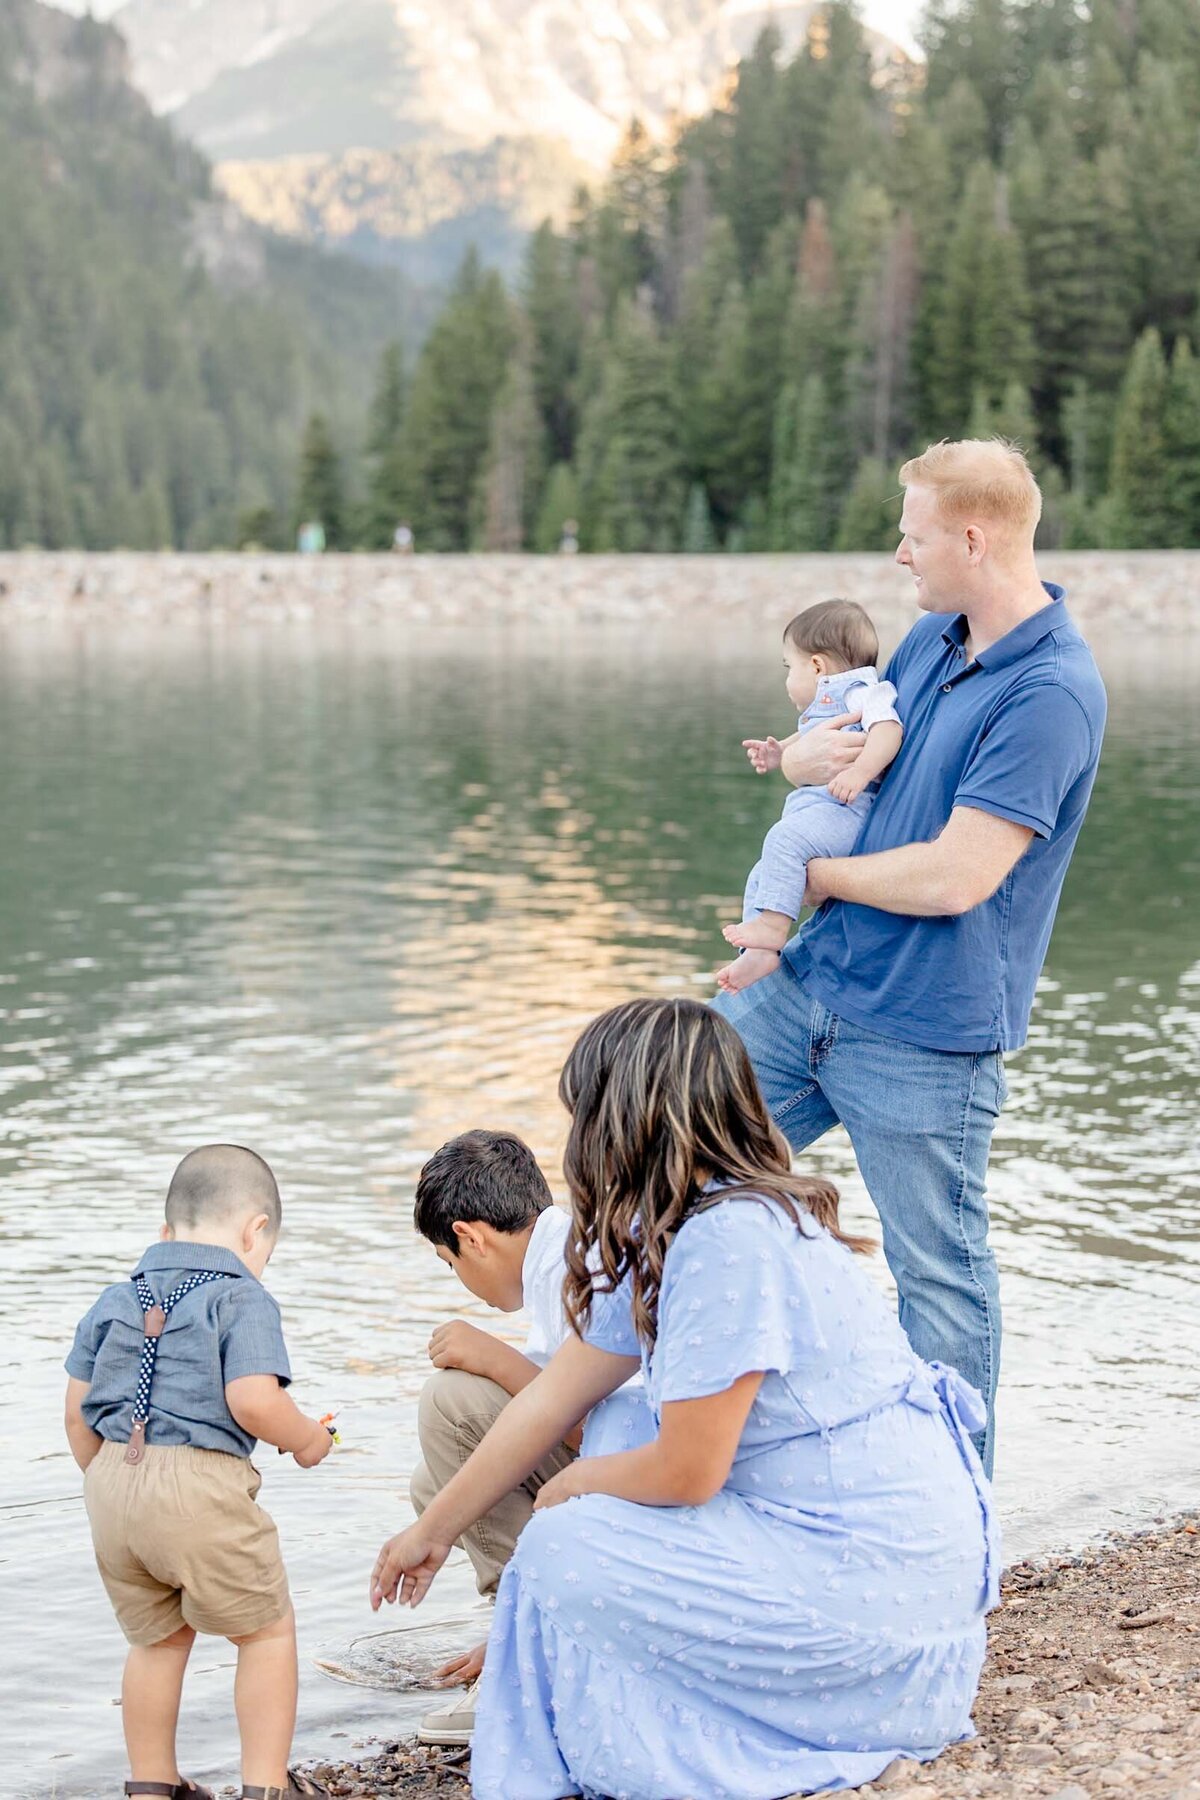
[926,164,1035,435]
[1127,58,1200,340]
[769,374,835,551]
[1163,338,1200,547]
[533,463,581,554]
[404,252,515,551]
[967,380,1040,463]
[720,24,787,273]
[681,483,717,552]
[576,299,684,552]
[361,343,409,550]
[474,331,545,551]
[834,458,902,551]
[524,223,583,464]
[294,413,345,548]
[1105,329,1172,547]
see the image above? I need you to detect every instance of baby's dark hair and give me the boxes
[414,1130,552,1254]
[165,1144,281,1235]
[784,599,878,670]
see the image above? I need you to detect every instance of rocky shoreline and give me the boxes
[0,550,1198,636]
[291,1517,1200,1800]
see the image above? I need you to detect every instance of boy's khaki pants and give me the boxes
[410,1368,575,1598]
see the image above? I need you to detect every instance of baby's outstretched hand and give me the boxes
[743,736,783,774]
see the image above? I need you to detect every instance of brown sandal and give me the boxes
[125,1783,215,1799]
[241,1774,328,1800]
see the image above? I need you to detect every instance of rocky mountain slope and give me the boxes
[108,0,910,276]
[0,0,417,548]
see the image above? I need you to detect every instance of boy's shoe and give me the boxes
[417,1676,481,1746]
[241,1774,328,1799]
[125,1782,215,1799]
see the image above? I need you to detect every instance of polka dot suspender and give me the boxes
[124,1270,228,1466]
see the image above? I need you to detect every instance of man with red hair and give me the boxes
[714,438,1107,1476]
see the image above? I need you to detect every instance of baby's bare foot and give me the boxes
[722,915,791,952]
[716,948,781,993]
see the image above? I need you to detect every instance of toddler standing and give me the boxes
[717,599,903,992]
[65,1144,332,1800]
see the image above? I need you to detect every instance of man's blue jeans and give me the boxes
[713,964,1005,1476]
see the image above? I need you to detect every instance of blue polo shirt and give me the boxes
[785,584,1106,1052]
[66,1241,292,1457]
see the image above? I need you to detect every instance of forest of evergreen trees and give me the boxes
[0,0,408,551]
[3,0,1199,553]
[317,0,1200,555]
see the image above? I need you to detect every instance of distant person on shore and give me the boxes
[557,517,579,554]
[65,1145,332,1800]
[296,520,325,554]
[408,1130,651,1748]
[392,521,414,554]
[714,439,1107,1476]
[371,999,999,1799]
[716,598,903,993]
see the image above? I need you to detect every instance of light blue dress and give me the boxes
[471,1196,998,1800]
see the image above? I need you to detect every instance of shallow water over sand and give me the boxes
[0,594,1197,1796]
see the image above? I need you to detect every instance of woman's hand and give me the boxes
[533,1460,592,1512]
[369,1524,451,1611]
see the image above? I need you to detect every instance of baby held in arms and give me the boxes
[716,599,903,993]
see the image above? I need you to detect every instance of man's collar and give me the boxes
[134,1241,252,1281]
[941,582,1066,669]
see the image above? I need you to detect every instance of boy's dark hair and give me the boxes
[165,1144,281,1234]
[414,1130,552,1254]
[784,599,878,671]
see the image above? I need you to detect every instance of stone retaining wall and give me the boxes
[0,551,1196,635]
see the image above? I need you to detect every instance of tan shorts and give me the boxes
[84,1439,291,1646]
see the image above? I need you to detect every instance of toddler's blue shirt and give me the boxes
[66,1241,292,1457]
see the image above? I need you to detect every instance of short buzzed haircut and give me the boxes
[784,599,878,671]
[165,1144,282,1235]
[899,438,1042,537]
[414,1130,552,1254]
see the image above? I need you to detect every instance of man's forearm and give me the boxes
[811,841,969,917]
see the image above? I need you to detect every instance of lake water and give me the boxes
[1,601,1197,1797]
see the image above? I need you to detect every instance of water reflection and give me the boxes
[0,612,1197,1797]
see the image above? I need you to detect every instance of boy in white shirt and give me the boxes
[410,1129,649,1745]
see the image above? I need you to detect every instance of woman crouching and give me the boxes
[371,997,998,1800]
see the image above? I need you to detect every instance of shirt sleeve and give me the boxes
[955,682,1097,838]
[65,1296,106,1382]
[654,1201,823,1404]
[857,678,902,732]
[581,1270,642,1359]
[217,1282,292,1387]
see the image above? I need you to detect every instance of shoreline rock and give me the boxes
[0,550,1198,636]
[289,1517,1200,1799]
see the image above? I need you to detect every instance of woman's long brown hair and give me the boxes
[560,997,874,1348]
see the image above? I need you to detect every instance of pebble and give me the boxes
[1046,1789,1093,1800]
[1009,1745,1062,1766]
[1123,1710,1167,1731]
[875,1762,921,1788]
